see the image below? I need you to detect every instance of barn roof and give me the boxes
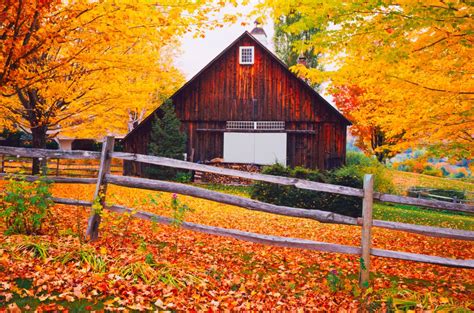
[124,31,351,141]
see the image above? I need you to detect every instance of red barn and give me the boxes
[123,29,351,176]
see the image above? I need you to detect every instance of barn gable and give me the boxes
[123,31,350,174]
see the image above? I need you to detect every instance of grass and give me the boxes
[195,171,474,231]
[373,203,473,231]
[389,169,474,196]
[1,292,106,312]
[192,183,252,197]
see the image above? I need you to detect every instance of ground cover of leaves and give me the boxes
[0,183,473,311]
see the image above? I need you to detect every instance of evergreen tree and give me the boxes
[146,100,187,179]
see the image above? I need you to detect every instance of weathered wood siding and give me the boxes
[123,33,348,176]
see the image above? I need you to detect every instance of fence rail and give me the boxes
[0,147,122,177]
[112,151,474,214]
[0,139,473,290]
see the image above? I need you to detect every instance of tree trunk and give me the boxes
[31,126,47,175]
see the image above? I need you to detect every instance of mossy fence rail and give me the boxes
[0,137,473,288]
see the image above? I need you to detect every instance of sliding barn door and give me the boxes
[223,132,287,165]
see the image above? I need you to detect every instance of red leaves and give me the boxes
[0,182,473,310]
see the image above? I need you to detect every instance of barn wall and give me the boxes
[123,33,348,176]
[172,36,342,123]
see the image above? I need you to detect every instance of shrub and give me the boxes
[0,175,53,235]
[452,172,466,179]
[175,172,192,183]
[346,151,377,167]
[251,164,362,217]
[251,161,396,217]
[440,167,450,177]
[421,166,443,177]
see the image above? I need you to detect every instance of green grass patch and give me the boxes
[1,292,105,312]
[374,203,474,230]
[192,183,251,197]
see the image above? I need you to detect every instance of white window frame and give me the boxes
[239,46,254,65]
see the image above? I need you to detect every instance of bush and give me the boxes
[440,167,450,177]
[346,151,377,167]
[251,164,362,217]
[251,161,396,218]
[452,172,466,179]
[422,166,443,177]
[0,175,53,235]
[175,172,192,183]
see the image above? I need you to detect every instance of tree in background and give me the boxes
[0,0,229,173]
[332,85,402,163]
[259,0,473,161]
[273,14,320,68]
[147,100,187,180]
[273,13,321,89]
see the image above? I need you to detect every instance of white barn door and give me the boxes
[223,132,287,166]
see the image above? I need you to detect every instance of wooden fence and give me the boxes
[0,137,473,289]
[0,153,122,177]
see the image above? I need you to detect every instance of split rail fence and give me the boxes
[0,137,473,288]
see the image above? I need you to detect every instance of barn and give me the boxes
[122,28,351,177]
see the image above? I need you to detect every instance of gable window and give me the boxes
[239,46,254,64]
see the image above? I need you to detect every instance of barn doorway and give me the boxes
[223,132,287,166]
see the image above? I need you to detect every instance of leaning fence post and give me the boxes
[86,136,115,241]
[359,174,374,289]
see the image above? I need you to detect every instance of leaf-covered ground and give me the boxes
[1,183,473,311]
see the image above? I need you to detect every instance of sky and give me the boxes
[176,2,274,80]
[174,1,334,104]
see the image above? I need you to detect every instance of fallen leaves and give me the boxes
[0,182,472,311]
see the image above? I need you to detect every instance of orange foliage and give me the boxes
[0,183,473,310]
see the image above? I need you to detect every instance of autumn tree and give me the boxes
[0,0,60,90]
[259,0,474,160]
[274,14,320,69]
[0,0,229,173]
[332,85,402,163]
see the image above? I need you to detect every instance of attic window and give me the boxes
[239,46,254,64]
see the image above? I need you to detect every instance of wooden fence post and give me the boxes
[85,136,115,241]
[359,174,374,289]
[56,158,60,176]
[0,155,4,173]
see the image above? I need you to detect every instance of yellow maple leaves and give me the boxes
[259,0,473,159]
[0,0,232,143]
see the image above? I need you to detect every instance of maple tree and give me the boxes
[258,0,474,160]
[332,85,402,163]
[0,0,59,90]
[0,0,232,173]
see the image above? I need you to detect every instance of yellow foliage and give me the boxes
[0,0,230,141]
[258,0,473,159]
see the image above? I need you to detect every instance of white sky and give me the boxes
[174,1,335,104]
[176,2,274,79]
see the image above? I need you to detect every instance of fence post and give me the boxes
[85,136,115,241]
[359,174,374,289]
[0,155,4,173]
[56,158,60,176]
